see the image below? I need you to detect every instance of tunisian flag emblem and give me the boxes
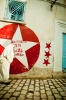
[0,23,40,74]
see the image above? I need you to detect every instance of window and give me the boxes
[4,0,26,22]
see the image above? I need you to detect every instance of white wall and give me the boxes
[25,0,55,41]
[0,0,66,41]
[0,0,66,72]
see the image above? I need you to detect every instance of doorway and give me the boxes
[62,33,66,71]
[54,20,66,72]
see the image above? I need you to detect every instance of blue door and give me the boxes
[62,33,66,71]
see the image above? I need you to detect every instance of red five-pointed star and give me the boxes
[45,51,51,58]
[45,43,51,49]
[43,59,50,66]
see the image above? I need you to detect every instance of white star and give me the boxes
[12,26,38,69]
[0,38,11,48]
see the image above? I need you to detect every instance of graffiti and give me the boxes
[11,40,24,56]
[43,42,51,66]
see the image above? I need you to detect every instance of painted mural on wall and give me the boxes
[0,23,40,74]
[43,42,51,66]
[0,22,53,74]
[34,41,53,69]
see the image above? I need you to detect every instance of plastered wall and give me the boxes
[0,0,66,78]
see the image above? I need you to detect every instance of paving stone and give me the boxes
[63,97,66,100]
[55,79,59,81]
[0,94,3,98]
[22,86,28,90]
[34,91,40,96]
[37,80,44,85]
[9,97,16,100]
[35,79,39,82]
[43,80,47,82]
[0,85,6,87]
[0,91,7,94]
[28,88,34,92]
[40,86,45,89]
[50,86,55,89]
[57,88,63,91]
[45,85,49,87]
[8,89,15,93]
[35,87,39,91]
[48,96,54,100]
[29,85,34,89]
[35,84,39,86]
[7,84,13,87]
[21,90,27,95]
[62,87,66,92]
[25,98,33,100]
[46,91,52,95]
[34,96,40,100]
[55,85,60,88]
[60,92,66,96]
[18,95,25,100]
[21,81,25,84]
[40,84,44,86]
[37,81,44,85]
[52,89,59,93]
[25,83,29,86]
[15,82,20,85]
[45,88,50,91]
[13,92,20,96]
[17,80,21,83]
[48,81,52,83]
[12,85,18,88]
[41,94,47,99]
[26,93,33,98]
[4,87,11,90]
[26,79,30,82]
[53,82,57,85]
[4,93,11,99]
[19,84,23,86]
[40,89,45,93]
[54,94,62,99]
[44,82,48,85]
[11,80,17,84]
[59,84,64,86]
[49,83,53,85]
[31,80,34,84]
[0,87,3,90]
[16,87,22,91]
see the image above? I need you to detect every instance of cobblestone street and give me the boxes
[0,79,66,100]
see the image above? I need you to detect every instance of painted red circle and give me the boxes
[0,24,40,74]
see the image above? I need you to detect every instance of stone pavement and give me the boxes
[0,79,66,100]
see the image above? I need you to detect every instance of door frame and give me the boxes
[54,19,66,72]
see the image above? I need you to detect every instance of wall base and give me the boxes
[10,68,66,79]
[52,72,66,78]
[10,68,52,79]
